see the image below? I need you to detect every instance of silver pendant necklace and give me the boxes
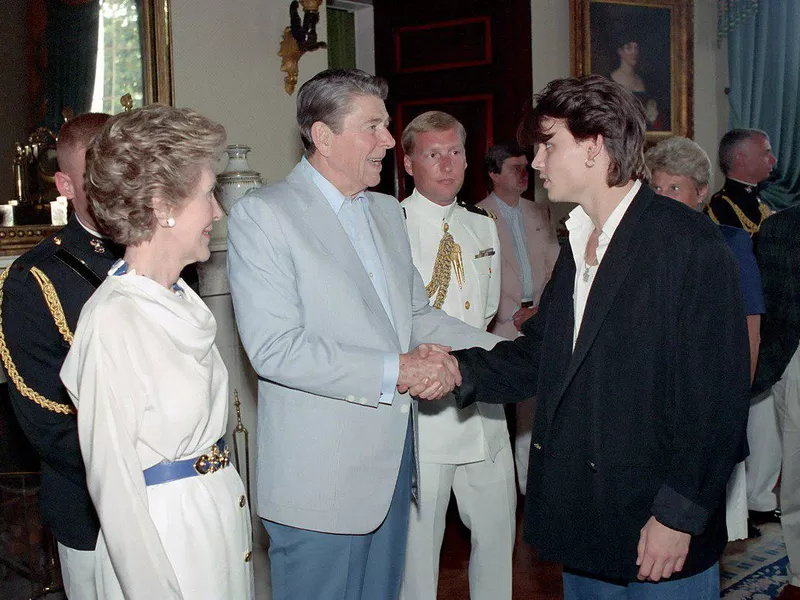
[582,257,598,282]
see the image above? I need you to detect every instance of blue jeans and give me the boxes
[263,419,413,600]
[562,562,719,599]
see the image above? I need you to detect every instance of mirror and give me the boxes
[0,0,173,253]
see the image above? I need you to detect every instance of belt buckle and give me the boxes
[193,443,230,476]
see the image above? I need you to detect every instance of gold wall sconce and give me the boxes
[279,0,328,95]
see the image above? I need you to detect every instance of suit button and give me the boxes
[239,495,246,508]
[400,404,409,414]
[244,551,252,563]
[586,460,597,473]
[464,301,470,310]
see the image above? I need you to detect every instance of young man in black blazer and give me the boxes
[449,75,751,598]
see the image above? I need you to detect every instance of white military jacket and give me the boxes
[402,189,509,463]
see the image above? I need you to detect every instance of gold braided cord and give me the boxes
[0,267,76,415]
[720,194,774,235]
[425,225,464,310]
[30,267,73,344]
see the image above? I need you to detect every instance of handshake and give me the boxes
[397,344,461,400]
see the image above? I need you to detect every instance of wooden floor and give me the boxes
[437,493,563,599]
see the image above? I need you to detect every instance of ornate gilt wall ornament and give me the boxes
[279,0,328,95]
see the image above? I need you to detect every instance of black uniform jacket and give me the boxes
[704,178,771,233]
[753,205,800,394]
[454,186,751,582]
[0,216,121,550]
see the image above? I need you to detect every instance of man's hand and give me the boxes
[397,344,461,400]
[512,306,538,331]
[636,516,690,582]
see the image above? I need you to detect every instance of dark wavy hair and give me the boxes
[518,75,648,187]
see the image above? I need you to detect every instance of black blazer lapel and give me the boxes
[547,187,654,422]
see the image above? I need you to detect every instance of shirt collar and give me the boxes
[407,188,458,220]
[491,192,522,219]
[75,213,106,239]
[300,156,364,215]
[729,176,759,188]
[600,180,641,242]
[566,180,640,238]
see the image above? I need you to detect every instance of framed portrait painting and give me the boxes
[570,0,693,142]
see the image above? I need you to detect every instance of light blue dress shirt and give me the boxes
[492,193,535,302]
[300,158,399,404]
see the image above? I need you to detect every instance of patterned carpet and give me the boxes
[722,522,790,598]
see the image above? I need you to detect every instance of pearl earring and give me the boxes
[585,157,596,168]
[166,217,176,228]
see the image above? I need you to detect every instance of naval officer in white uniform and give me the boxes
[399,111,515,600]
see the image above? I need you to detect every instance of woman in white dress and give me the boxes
[60,105,254,599]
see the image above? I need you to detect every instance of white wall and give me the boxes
[171,0,329,184]
[530,0,729,193]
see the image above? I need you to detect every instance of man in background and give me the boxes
[0,112,117,598]
[400,111,513,600]
[706,128,781,530]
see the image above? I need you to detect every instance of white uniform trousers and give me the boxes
[514,397,536,495]
[57,542,97,599]
[399,444,516,600]
[725,461,748,540]
[774,345,800,587]
[746,391,782,511]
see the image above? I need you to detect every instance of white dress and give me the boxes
[60,269,254,599]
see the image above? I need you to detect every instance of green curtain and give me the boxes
[728,1,800,208]
[327,8,356,70]
[44,0,100,133]
[717,0,760,45]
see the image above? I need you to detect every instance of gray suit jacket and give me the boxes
[227,162,500,534]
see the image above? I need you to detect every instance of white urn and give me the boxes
[213,145,263,243]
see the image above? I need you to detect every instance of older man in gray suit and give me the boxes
[227,69,500,600]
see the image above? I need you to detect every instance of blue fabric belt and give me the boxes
[143,439,229,487]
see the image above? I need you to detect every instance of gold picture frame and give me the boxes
[141,0,175,106]
[1,0,174,256]
[570,0,693,143]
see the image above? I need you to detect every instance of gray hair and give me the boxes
[401,111,466,156]
[645,136,712,188]
[86,104,226,246]
[296,68,389,156]
[718,128,768,175]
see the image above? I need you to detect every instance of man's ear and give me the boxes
[403,153,414,177]
[587,134,604,162]
[488,171,501,186]
[311,121,333,157]
[54,171,75,198]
